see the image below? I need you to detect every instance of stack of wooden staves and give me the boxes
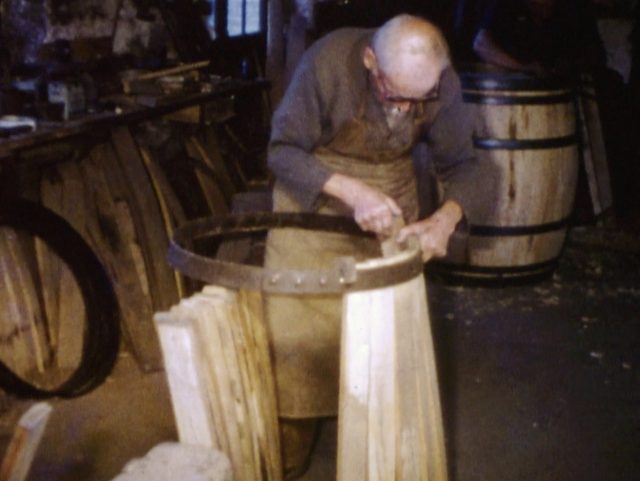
[154,286,282,481]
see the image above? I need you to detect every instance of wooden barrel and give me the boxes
[161,216,444,480]
[433,72,579,284]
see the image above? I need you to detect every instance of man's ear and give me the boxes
[363,46,377,71]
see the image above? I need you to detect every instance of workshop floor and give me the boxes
[0,219,638,481]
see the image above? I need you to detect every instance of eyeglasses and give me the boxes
[373,68,440,104]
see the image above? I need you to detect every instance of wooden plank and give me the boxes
[163,105,201,123]
[577,90,614,215]
[209,294,257,481]
[154,309,218,447]
[337,288,371,481]
[2,230,50,377]
[339,258,447,481]
[43,161,86,371]
[80,145,162,371]
[138,145,187,299]
[236,289,282,481]
[391,277,420,479]
[122,60,210,93]
[202,128,245,193]
[138,145,188,228]
[109,126,179,312]
[226,289,282,481]
[186,292,252,481]
[0,402,52,481]
[216,294,260,478]
[184,137,230,216]
[266,0,285,104]
[181,294,236,455]
[0,230,44,378]
[37,168,64,357]
[367,287,396,481]
[191,134,236,205]
[396,275,447,481]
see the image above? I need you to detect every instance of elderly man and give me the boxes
[265,14,494,479]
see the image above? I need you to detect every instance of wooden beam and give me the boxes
[0,402,52,481]
[109,126,179,312]
[577,84,614,217]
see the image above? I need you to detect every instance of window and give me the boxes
[206,0,265,39]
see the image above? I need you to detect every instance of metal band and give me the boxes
[427,258,559,286]
[462,92,574,105]
[168,212,424,294]
[470,217,571,237]
[473,134,577,150]
[0,199,120,399]
[460,73,569,91]
[435,258,558,274]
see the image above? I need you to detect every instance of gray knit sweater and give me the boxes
[268,27,496,223]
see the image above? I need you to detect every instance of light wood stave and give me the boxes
[339,271,447,481]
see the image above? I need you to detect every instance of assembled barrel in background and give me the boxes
[431,72,580,284]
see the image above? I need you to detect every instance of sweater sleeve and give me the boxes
[424,68,499,225]
[267,56,334,211]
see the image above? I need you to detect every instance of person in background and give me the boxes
[472,0,606,78]
[264,14,497,480]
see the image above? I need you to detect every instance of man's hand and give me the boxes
[323,173,402,235]
[397,200,463,262]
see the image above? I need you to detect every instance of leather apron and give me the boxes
[265,95,429,418]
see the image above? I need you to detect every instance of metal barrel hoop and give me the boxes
[168,212,424,294]
[0,199,120,399]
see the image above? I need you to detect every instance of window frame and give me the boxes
[208,0,268,40]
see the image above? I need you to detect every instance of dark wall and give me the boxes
[310,0,483,61]
[2,0,47,65]
[48,0,108,25]
[312,0,456,38]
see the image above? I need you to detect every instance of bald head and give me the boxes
[372,15,450,72]
[364,15,450,100]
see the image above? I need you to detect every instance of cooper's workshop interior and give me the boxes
[0,0,639,480]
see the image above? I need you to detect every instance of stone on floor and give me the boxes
[111,442,232,481]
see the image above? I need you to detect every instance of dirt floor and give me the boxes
[0,221,638,481]
[429,225,640,481]
[0,353,176,481]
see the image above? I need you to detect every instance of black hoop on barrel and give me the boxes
[459,72,570,91]
[427,258,560,286]
[0,199,120,398]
